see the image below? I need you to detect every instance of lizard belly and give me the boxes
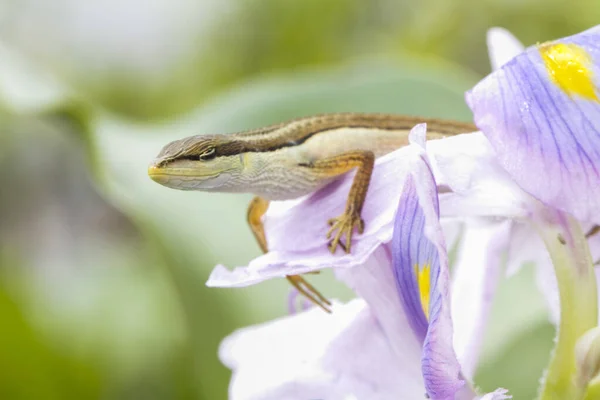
[248,160,336,201]
[243,127,411,201]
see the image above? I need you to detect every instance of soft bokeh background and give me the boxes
[0,1,598,398]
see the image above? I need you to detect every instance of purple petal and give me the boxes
[335,247,423,371]
[393,175,433,340]
[391,155,465,399]
[466,25,600,222]
[220,299,425,400]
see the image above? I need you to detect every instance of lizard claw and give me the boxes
[326,210,364,254]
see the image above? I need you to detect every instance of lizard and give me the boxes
[148,112,476,311]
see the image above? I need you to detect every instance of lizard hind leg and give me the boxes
[286,275,332,313]
[586,225,600,239]
[584,225,600,266]
[247,196,270,253]
[246,196,332,313]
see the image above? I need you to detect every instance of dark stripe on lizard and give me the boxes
[158,113,476,163]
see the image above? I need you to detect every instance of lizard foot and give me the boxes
[287,275,332,313]
[326,208,364,254]
[586,225,600,239]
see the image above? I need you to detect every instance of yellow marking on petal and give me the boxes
[539,42,598,102]
[415,263,431,320]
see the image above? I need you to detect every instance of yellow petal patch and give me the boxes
[539,42,598,102]
[415,263,431,320]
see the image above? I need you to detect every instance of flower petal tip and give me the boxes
[478,388,512,399]
[408,123,427,148]
[206,263,267,288]
[486,27,525,71]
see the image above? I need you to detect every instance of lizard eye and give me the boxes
[198,148,216,161]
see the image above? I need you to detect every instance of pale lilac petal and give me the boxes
[504,221,549,277]
[427,132,533,220]
[441,219,463,253]
[207,128,425,287]
[466,25,600,222]
[425,132,528,391]
[220,299,424,400]
[487,27,525,71]
[430,133,600,329]
[335,247,423,377]
[426,132,567,329]
[287,288,308,314]
[391,153,465,399]
[451,220,511,379]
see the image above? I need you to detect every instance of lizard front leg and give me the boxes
[247,196,332,312]
[300,150,375,254]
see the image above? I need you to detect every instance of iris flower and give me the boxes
[430,25,600,399]
[209,125,509,399]
[462,26,600,399]
[209,25,600,400]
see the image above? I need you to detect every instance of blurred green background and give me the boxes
[0,0,597,398]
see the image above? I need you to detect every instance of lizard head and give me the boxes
[148,134,245,191]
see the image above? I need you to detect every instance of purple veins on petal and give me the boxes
[466,25,600,222]
[392,175,432,340]
[391,166,464,399]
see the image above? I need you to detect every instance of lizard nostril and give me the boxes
[147,164,164,181]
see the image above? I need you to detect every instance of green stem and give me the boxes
[536,212,598,400]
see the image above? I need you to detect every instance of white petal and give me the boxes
[486,27,525,71]
[477,387,512,399]
[427,133,532,220]
[504,221,548,277]
[335,247,424,375]
[451,219,511,379]
[441,219,463,252]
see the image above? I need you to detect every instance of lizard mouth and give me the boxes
[148,164,232,190]
[148,165,218,178]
